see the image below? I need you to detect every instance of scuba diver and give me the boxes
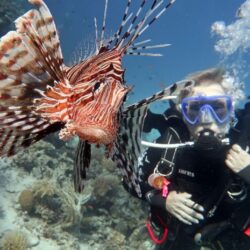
[127,68,250,250]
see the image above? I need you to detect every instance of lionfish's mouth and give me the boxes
[75,122,116,145]
[71,81,130,145]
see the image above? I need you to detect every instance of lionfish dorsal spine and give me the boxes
[125,43,171,56]
[94,17,99,54]
[96,0,175,57]
[119,0,175,53]
[91,0,175,57]
[100,0,109,48]
[113,0,132,46]
[116,0,151,49]
[107,0,144,48]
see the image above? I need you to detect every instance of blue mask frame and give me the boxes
[181,95,233,125]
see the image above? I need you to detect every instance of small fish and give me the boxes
[0,0,175,192]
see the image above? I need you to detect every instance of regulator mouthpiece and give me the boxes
[194,129,228,151]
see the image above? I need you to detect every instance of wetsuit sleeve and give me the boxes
[145,190,166,209]
[231,104,250,185]
[143,109,167,135]
[238,165,250,184]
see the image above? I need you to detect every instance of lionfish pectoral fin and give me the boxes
[112,105,147,198]
[112,80,193,197]
[14,0,65,81]
[0,0,68,157]
[74,140,91,193]
[58,121,75,141]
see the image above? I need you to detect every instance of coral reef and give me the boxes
[17,178,93,233]
[18,189,34,213]
[93,174,119,199]
[2,133,151,249]
[0,231,28,250]
[103,229,126,250]
[10,139,73,177]
[0,206,4,219]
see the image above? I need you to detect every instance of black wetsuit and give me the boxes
[131,107,250,250]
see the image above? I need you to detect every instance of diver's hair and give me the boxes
[178,68,245,104]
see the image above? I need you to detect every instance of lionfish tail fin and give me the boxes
[0,0,66,156]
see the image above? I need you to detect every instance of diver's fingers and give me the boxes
[177,209,200,224]
[226,154,235,163]
[231,144,249,153]
[225,159,234,169]
[231,144,242,153]
[184,199,204,212]
[228,149,238,159]
[182,192,192,199]
[181,204,204,221]
[175,214,192,225]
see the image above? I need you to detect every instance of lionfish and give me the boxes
[111,79,193,197]
[0,0,175,192]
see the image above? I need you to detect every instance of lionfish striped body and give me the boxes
[0,0,175,191]
[37,48,128,145]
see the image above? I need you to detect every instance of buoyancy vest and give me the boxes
[145,105,250,239]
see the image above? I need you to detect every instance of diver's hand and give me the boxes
[225,144,250,173]
[165,191,204,225]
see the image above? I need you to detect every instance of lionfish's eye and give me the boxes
[93,82,101,92]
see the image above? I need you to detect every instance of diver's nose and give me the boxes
[199,105,214,124]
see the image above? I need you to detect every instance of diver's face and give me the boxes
[182,83,232,140]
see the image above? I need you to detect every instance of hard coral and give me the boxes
[31,180,65,224]
[1,231,28,250]
[18,189,34,213]
[29,180,87,230]
[93,175,120,198]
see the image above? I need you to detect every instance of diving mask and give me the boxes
[181,95,233,125]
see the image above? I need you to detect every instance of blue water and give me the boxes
[40,0,250,105]
[17,0,250,108]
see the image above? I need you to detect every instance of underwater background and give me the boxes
[0,0,250,249]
